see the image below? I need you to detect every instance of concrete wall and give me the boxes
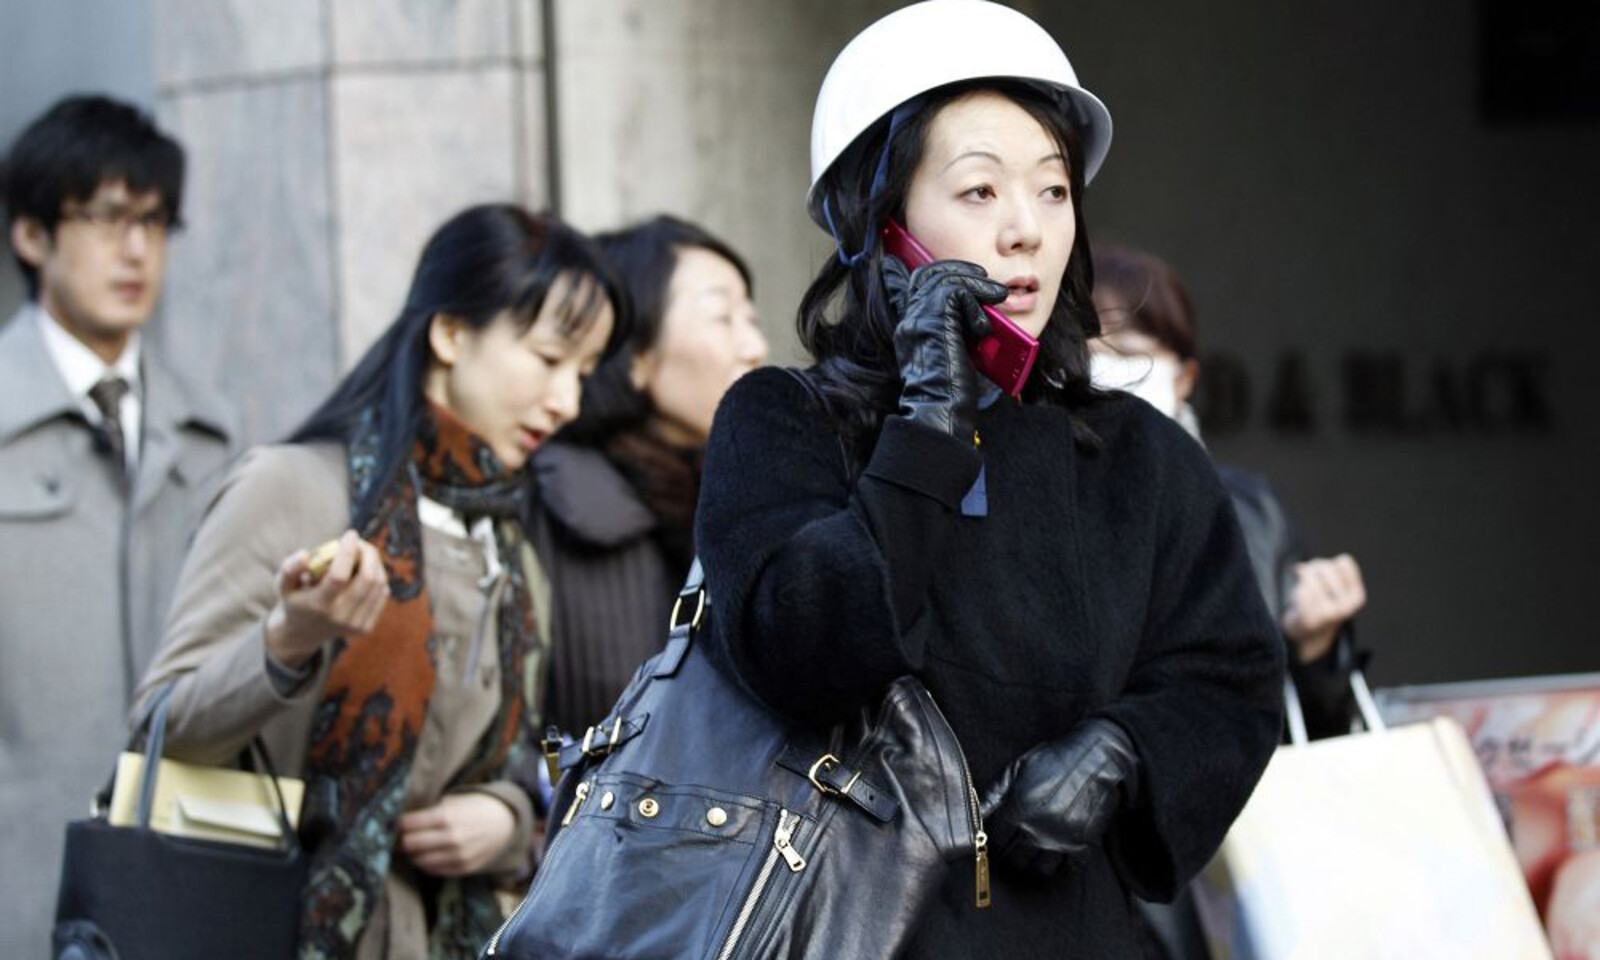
[548,0,913,366]
[150,0,551,444]
[1042,0,1600,685]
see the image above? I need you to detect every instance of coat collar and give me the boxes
[0,307,85,443]
[32,303,144,405]
[130,349,233,513]
[535,441,656,547]
[0,306,234,512]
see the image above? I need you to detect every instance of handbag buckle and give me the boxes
[808,753,859,797]
[582,715,625,758]
[670,589,707,631]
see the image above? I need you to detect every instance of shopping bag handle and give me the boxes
[127,681,301,852]
[135,683,177,827]
[1348,667,1386,735]
[1283,628,1386,747]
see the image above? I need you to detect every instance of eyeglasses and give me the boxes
[61,205,176,242]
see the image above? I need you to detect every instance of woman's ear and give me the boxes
[427,313,465,367]
[1175,358,1200,405]
[629,348,658,392]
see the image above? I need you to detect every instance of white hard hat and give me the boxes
[807,0,1113,226]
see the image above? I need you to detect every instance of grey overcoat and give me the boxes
[0,308,235,958]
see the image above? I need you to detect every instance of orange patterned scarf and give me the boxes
[299,401,535,959]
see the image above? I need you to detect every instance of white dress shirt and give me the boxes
[33,303,143,469]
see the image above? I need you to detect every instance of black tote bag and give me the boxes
[52,685,307,960]
[483,562,986,960]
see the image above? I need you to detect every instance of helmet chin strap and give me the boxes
[823,100,920,268]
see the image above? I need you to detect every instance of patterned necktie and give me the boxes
[88,375,131,481]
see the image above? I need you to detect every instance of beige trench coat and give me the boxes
[0,308,235,958]
[135,442,543,960]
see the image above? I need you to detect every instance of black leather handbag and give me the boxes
[483,562,987,960]
[52,685,307,960]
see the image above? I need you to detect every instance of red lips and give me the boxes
[517,427,547,452]
[1003,275,1040,313]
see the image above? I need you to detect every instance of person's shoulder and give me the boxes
[724,366,816,409]
[222,442,347,508]
[534,441,654,547]
[1084,392,1208,469]
[141,351,238,445]
[1215,463,1276,502]
[0,307,31,354]
[713,367,825,431]
[1074,394,1231,521]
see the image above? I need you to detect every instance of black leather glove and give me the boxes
[881,255,1008,441]
[978,718,1141,877]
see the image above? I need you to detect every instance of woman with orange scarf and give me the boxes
[135,204,624,959]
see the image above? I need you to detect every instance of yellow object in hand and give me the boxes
[304,538,349,584]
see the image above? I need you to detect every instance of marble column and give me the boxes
[153,0,549,444]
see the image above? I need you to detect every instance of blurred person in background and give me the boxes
[531,214,767,735]
[134,204,623,959]
[0,94,235,957]
[1090,242,1369,960]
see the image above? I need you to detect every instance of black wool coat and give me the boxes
[696,368,1285,960]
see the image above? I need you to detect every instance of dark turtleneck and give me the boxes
[531,431,701,734]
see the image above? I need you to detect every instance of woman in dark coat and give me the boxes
[532,215,768,734]
[693,3,1285,957]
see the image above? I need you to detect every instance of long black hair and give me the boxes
[560,214,753,447]
[290,204,627,526]
[800,79,1103,450]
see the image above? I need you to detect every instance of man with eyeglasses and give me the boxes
[0,94,235,956]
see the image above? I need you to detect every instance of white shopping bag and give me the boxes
[1193,673,1552,960]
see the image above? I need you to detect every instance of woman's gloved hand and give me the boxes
[979,717,1141,877]
[881,255,1008,442]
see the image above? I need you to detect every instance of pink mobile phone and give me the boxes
[881,219,1040,397]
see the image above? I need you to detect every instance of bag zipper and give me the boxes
[486,779,593,956]
[484,886,527,956]
[924,691,990,908]
[559,780,592,827]
[716,808,806,960]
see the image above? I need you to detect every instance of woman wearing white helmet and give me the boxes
[696,2,1284,955]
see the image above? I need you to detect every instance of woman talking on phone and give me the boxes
[134,205,622,959]
[695,2,1284,955]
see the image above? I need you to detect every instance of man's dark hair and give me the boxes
[2,94,185,297]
